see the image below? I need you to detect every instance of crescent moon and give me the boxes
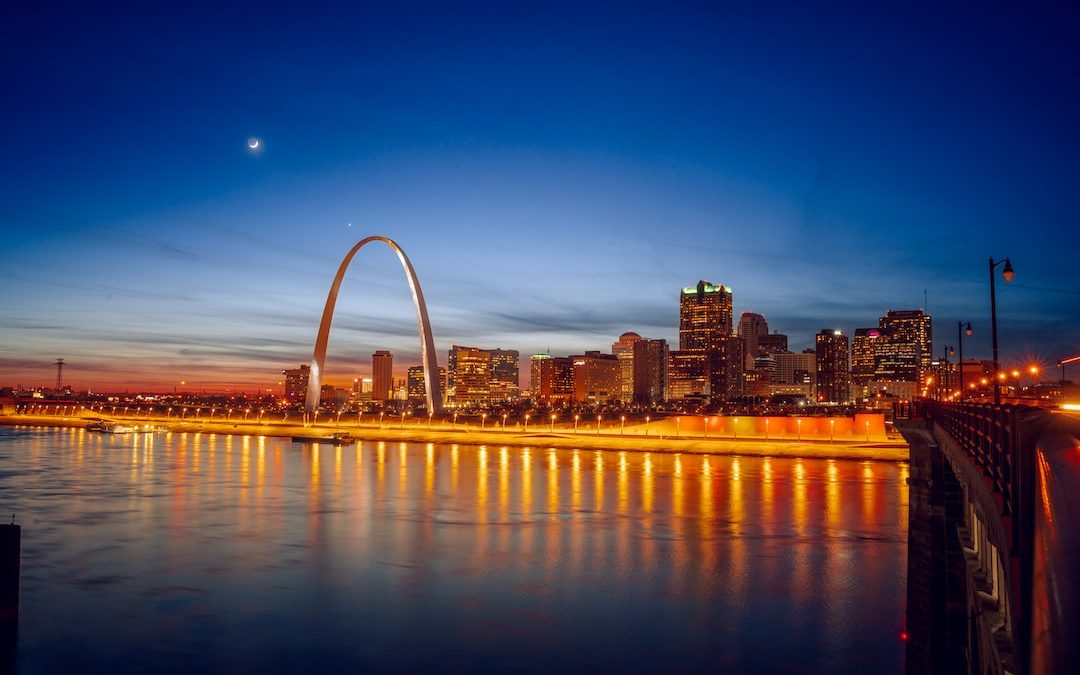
[247,138,260,150]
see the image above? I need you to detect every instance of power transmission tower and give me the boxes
[55,358,65,391]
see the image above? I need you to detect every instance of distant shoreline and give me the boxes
[0,413,909,461]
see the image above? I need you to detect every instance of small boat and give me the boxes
[86,420,163,434]
[291,432,356,446]
[86,421,138,434]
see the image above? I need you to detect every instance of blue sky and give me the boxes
[2,2,1078,390]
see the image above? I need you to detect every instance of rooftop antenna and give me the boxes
[55,358,65,391]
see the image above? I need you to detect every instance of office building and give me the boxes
[372,350,394,402]
[282,364,310,408]
[407,365,447,405]
[449,346,491,407]
[632,338,668,405]
[571,351,621,403]
[875,309,933,386]
[672,280,741,403]
[612,332,642,403]
[815,329,850,403]
[488,349,520,402]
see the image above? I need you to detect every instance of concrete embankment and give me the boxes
[1,413,909,461]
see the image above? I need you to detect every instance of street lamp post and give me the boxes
[957,321,972,397]
[988,257,1015,405]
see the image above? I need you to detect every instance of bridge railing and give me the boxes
[921,400,1078,675]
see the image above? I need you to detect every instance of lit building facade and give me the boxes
[407,366,447,405]
[612,332,642,403]
[815,329,850,403]
[672,280,741,403]
[283,364,310,408]
[488,349,520,402]
[875,309,933,386]
[372,350,394,403]
[529,356,574,403]
[679,280,733,351]
[571,351,621,404]
[668,350,709,400]
[448,346,491,407]
[851,327,882,400]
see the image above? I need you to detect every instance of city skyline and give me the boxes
[4,3,1079,391]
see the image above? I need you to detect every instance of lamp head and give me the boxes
[1002,258,1015,282]
[964,322,973,336]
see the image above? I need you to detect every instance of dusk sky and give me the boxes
[3,2,1079,391]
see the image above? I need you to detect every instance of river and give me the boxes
[0,426,909,674]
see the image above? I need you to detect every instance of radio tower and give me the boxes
[55,358,65,392]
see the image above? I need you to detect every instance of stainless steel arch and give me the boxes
[304,236,443,415]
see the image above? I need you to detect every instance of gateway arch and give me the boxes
[304,236,443,415]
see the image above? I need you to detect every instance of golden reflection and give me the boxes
[761,458,774,525]
[257,438,266,491]
[571,450,582,510]
[793,459,807,535]
[730,458,743,534]
[618,451,629,513]
[594,452,604,511]
[673,454,684,517]
[311,445,321,493]
[377,442,386,484]
[477,446,489,518]
[642,452,654,513]
[700,457,713,522]
[399,443,408,496]
[451,445,459,489]
[825,459,840,531]
[425,444,435,497]
[547,450,559,514]
[240,436,251,491]
[862,461,875,520]
[521,448,532,515]
[224,434,233,472]
[499,447,509,516]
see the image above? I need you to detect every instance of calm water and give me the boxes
[0,426,909,674]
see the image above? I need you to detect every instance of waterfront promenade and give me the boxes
[0,411,909,461]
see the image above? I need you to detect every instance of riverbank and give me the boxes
[0,413,909,461]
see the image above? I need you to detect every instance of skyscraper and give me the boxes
[531,355,574,403]
[851,327,882,400]
[571,351,621,403]
[448,346,491,407]
[487,349,520,402]
[737,312,768,368]
[758,332,789,355]
[679,280,733,351]
[632,338,669,405]
[815,330,850,404]
[407,366,447,405]
[282,364,310,408]
[371,350,393,402]
[612,332,642,403]
[875,310,933,386]
[671,280,741,403]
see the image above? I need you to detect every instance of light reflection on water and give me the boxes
[1,426,907,674]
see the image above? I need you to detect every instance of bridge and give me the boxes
[897,402,1080,675]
